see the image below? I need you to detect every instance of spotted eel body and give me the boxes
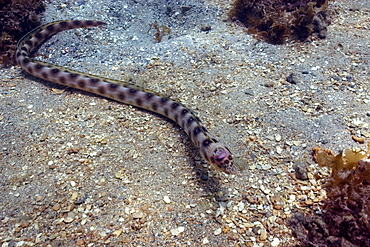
[16,20,236,174]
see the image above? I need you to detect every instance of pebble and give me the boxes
[170,226,185,236]
[71,192,78,201]
[275,134,281,141]
[293,162,308,180]
[35,195,43,202]
[214,228,222,235]
[260,163,272,170]
[163,196,171,204]
[260,185,271,195]
[115,172,124,179]
[286,73,299,84]
[52,203,61,211]
[361,130,370,138]
[271,237,281,246]
[188,49,196,55]
[244,223,254,228]
[112,230,123,237]
[236,201,245,212]
[63,212,75,223]
[76,239,85,246]
[259,229,267,241]
[132,211,144,219]
[202,237,209,244]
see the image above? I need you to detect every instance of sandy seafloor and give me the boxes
[0,0,369,246]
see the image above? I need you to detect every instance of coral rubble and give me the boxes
[0,0,45,66]
[229,0,331,44]
[288,144,370,247]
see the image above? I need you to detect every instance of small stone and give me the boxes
[214,228,222,235]
[52,203,61,211]
[331,75,341,81]
[98,138,107,144]
[237,201,245,212]
[293,140,302,146]
[264,81,275,87]
[286,73,299,84]
[345,76,353,82]
[260,185,271,195]
[170,226,185,236]
[222,225,231,233]
[260,163,271,170]
[65,205,74,212]
[293,162,308,180]
[63,212,75,223]
[163,196,171,204]
[244,223,254,228]
[7,83,16,87]
[115,172,124,179]
[188,50,196,55]
[76,239,85,246]
[275,134,282,142]
[202,237,209,244]
[67,147,80,154]
[51,88,65,95]
[249,164,257,170]
[74,194,87,205]
[259,229,267,241]
[361,130,370,138]
[20,221,30,228]
[71,192,78,201]
[271,238,280,246]
[305,199,313,205]
[132,211,144,219]
[200,25,212,32]
[244,89,254,96]
[35,195,43,202]
[112,230,123,237]
[99,231,107,238]
[320,139,329,144]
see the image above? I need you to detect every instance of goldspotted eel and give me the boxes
[16,20,236,174]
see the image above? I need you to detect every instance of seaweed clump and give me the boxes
[0,0,45,66]
[288,144,370,247]
[228,0,331,44]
